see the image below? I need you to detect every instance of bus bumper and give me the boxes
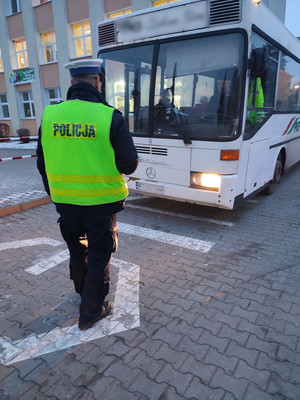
[126,174,240,210]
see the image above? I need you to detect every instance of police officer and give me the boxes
[37,59,138,330]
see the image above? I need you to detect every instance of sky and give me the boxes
[285,0,300,37]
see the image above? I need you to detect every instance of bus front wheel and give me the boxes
[264,154,283,195]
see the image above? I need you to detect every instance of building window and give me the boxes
[108,8,132,18]
[22,91,35,118]
[11,0,21,13]
[0,49,3,72]
[153,0,180,5]
[72,21,92,58]
[32,0,50,5]
[15,39,28,69]
[41,31,57,63]
[48,88,61,105]
[0,94,10,119]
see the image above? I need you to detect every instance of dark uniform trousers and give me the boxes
[58,212,118,324]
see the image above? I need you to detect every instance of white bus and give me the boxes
[97,0,300,209]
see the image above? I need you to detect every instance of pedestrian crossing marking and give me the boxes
[118,222,214,253]
[0,259,139,365]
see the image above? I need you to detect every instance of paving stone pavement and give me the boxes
[0,140,300,399]
[0,142,45,211]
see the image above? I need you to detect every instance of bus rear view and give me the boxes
[97,0,300,209]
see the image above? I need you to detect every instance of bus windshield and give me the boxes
[101,32,245,142]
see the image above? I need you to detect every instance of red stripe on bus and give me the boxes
[282,117,296,136]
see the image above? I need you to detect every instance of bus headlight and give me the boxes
[190,172,221,191]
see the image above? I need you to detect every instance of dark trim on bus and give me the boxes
[273,111,300,114]
[233,193,245,209]
[252,25,300,64]
[148,43,160,136]
[269,135,300,149]
[99,28,248,55]
[234,158,300,209]
[243,111,273,140]
[233,184,269,209]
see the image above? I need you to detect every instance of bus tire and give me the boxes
[264,154,283,195]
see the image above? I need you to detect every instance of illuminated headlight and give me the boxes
[190,172,221,191]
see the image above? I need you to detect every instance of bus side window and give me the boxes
[246,35,279,137]
[276,54,300,112]
[247,77,265,125]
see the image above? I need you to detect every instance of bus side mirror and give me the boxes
[249,47,269,77]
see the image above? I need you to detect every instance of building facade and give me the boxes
[0,0,286,138]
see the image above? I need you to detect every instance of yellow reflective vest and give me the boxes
[42,100,128,205]
[247,77,265,124]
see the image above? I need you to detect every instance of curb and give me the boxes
[0,196,51,218]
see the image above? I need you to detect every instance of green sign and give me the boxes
[10,68,35,85]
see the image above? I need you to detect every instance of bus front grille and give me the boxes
[151,147,168,156]
[136,146,168,156]
[209,0,241,26]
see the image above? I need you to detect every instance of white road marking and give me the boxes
[118,222,214,253]
[125,203,235,227]
[3,220,213,278]
[0,237,62,251]
[0,216,212,364]
[25,249,69,275]
[0,190,46,205]
[0,142,37,150]
[0,259,140,365]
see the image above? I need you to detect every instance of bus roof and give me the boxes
[97,0,300,60]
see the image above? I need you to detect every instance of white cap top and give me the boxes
[64,59,103,76]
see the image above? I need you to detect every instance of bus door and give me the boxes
[124,64,151,133]
[101,43,193,189]
[244,34,279,196]
[101,44,154,134]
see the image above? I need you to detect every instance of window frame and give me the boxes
[245,31,281,139]
[15,39,29,69]
[0,94,10,119]
[72,20,92,58]
[108,8,132,19]
[153,0,180,6]
[32,0,51,6]
[11,0,21,14]
[101,30,247,142]
[0,49,3,72]
[276,53,300,112]
[47,88,61,105]
[41,31,57,63]
[21,91,35,119]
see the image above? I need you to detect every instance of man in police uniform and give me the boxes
[37,59,138,330]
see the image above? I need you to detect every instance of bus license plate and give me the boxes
[136,182,165,194]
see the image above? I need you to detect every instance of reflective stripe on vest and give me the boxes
[42,100,128,205]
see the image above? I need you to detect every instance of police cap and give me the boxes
[64,59,103,76]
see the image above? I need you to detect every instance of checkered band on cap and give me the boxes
[64,59,103,76]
